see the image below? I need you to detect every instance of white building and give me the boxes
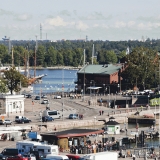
[104,117,120,134]
[0,94,25,117]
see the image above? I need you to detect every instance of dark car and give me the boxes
[15,117,31,124]
[1,148,19,160]
[69,114,78,119]
[42,116,54,122]
[0,154,5,160]
[26,94,32,98]
[34,96,40,100]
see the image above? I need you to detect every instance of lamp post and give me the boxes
[75,84,77,95]
[90,81,92,100]
[83,83,86,101]
[107,86,110,108]
[94,116,96,129]
[148,95,150,105]
[62,83,64,121]
[117,84,120,94]
[103,84,105,96]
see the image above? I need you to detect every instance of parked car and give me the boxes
[23,154,36,160]
[69,114,78,119]
[34,96,40,100]
[41,95,47,98]
[54,95,61,99]
[26,94,32,98]
[15,117,31,124]
[1,148,19,159]
[0,119,12,125]
[41,116,54,122]
[41,99,49,104]
[7,156,28,160]
[0,154,5,160]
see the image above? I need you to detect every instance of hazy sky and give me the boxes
[0,0,160,41]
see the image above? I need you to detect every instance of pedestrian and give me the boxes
[99,110,101,115]
[102,110,104,115]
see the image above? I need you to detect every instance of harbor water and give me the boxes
[29,69,78,94]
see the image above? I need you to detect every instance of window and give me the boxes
[48,149,50,152]
[38,149,44,152]
[48,111,58,116]
[0,102,2,108]
[52,149,56,152]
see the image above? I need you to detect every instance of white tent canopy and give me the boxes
[87,87,102,90]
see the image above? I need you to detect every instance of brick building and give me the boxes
[76,63,126,94]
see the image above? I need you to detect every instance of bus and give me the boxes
[42,110,61,119]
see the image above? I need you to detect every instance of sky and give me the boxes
[0,0,160,41]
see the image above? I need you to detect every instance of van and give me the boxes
[46,155,69,160]
[15,116,23,122]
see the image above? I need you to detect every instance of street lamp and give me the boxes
[103,84,105,96]
[90,81,92,99]
[94,116,96,129]
[148,95,150,105]
[75,84,77,95]
[117,84,120,94]
[106,86,110,107]
[83,83,86,101]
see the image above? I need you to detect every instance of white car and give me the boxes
[0,119,12,125]
[41,99,49,104]
[54,95,61,99]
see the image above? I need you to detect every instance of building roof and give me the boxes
[105,121,119,125]
[78,64,123,75]
[40,129,104,138]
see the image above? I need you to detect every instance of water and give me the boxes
[29,69,78,94]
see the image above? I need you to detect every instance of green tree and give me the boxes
[121,47,158,90]
[36,45,45,66]
[104,50,117,64]
[4,67,28,94]
[117,50,126,61]
[45,46,57,66]
[0,78,8,93]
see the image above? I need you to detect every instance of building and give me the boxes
[0,94,25,117]
[76,63,126,94]
[40,129,104,151]
[104,117,120,134]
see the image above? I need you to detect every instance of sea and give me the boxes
[29,68,78,94]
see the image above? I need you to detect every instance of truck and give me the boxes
[79,151,117,160]
[16,141,41,155]
[27,132,42,141]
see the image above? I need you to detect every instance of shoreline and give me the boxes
[21,66,82,70]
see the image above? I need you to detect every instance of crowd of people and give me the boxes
[69,140,117,154]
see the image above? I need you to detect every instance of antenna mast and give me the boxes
[40,24,42,40]
[92,44,94,65]
[11,46,14,67]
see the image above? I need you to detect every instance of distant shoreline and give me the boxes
[22,66,82,70]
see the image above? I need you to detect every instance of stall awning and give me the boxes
[87,87,102,90]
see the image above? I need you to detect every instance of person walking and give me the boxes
[99,110,101,115]
[102,110,104,115]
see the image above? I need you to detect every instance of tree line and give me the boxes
[0,39,160,67]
